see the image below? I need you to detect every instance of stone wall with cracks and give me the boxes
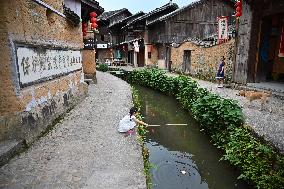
[0,74,88,144]
[171,39,235,83]
[0,0,88,144]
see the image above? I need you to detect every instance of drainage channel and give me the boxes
[134,85,252,189]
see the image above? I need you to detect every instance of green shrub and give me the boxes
[96,63,109,72]
[191,93,244,134]
[132,88,152,189]
[123,68,284,189]
[222,127,284,189]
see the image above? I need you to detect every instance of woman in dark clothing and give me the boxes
[216,56,226,88]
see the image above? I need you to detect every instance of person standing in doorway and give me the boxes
[216,56,226,88]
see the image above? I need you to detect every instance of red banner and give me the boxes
[217,16,229,44]
[279,25,284,57]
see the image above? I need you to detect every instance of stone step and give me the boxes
[0,140,26,167]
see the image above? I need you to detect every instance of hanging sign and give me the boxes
[97,44,108,49]
[279,25,284,57]
[134,41,139,53]
[217,16,229,44]
[148,45,153,52]
[84,38,95,50]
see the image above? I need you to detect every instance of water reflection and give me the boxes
[134,85,251,189]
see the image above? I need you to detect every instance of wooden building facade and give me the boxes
[121,2,178,67]
[96,8,131,64]
[234,0,284,84]
[109,12,145,66]
[147,0,235,70]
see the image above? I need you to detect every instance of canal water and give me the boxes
[134,85,251,189]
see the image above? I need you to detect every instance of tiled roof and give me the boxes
[81,0,104,13]
[123,2,178,28]
[109,12,145,28]
[147,0,236,26]
[97,8,131,21]
[63,5,81,26]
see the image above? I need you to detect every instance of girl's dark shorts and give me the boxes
[217,72,224,78]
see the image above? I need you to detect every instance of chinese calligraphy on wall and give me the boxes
[17,47,82,86]
[217,16,228,44]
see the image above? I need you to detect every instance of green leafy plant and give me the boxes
[122,68,284,189]
[132,87,152,189]
[96,63,109,72]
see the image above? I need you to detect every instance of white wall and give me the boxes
[64,0,81,18]
[17,47,82,86]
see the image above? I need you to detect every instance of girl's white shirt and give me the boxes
[118,114,136,133]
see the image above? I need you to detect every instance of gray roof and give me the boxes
[97,8,131,21]
[123,2,178,28]
[147,0,236,26]
[109,11,145,28]
[81,0,104,13]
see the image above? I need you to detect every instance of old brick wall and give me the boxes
[82,50,96,79]
[0,0,87,143]
[145,45,158,66]
[171,39,235,82]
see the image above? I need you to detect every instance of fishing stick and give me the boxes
[147,124,188,127]
[166,124,188,126]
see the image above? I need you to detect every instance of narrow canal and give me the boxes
[134,85,251,189]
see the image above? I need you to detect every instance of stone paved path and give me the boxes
[195,79,284,154]
[0,72,146,189]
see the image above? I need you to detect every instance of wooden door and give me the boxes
[166,47,171,71]
[183,50,191,73]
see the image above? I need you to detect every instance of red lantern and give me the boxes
[91,17,97,23]
[236,6,241,12]
[236,12,242,17]
[235,0,242,18]
[82,22,88,37]
[90,11,98,30]
[91,23,98,29]
[90,12,97,18]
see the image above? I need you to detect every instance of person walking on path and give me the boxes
[216,56,226,88]
[118,107,148,135]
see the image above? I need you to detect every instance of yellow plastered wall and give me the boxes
[0,0,84,116]
[171,40,235,81]
[145,45,158,66]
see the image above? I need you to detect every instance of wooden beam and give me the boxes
[174,20,216,24]
[254,20,262,82]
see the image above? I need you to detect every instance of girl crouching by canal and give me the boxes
[118,107,148,134]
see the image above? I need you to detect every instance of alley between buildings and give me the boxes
[0,72,146,189]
